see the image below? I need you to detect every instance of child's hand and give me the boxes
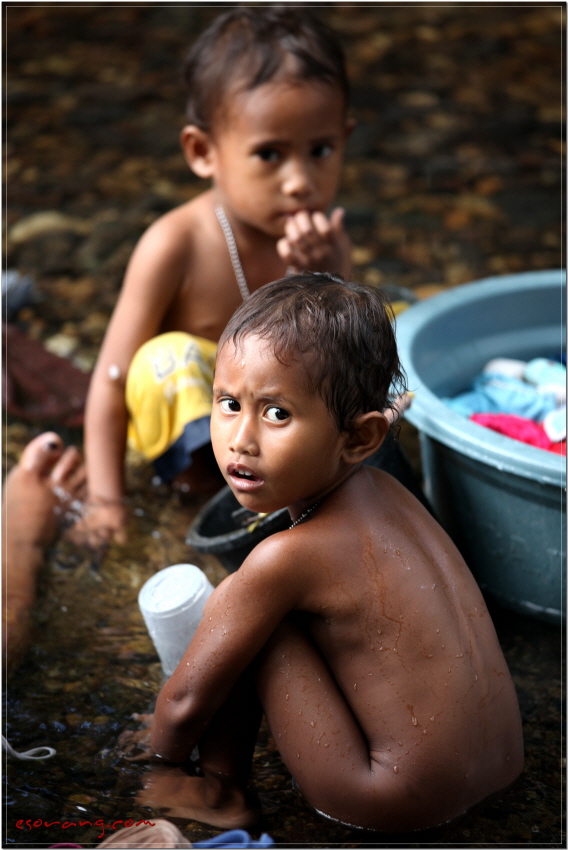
[277,208,352,279]
[385,392,414,426]
[118,713,154,761]
[70,501,127,547]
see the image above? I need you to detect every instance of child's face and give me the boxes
[211,334,351,517]
[207,79,349,238]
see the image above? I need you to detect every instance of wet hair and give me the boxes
[183,6,349,131]
[218,273,407,435]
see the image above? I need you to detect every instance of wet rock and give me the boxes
[8,210,92,245]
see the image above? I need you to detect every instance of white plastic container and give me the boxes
[138,564,214,676]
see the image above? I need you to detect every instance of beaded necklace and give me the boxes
[289,500,321,530]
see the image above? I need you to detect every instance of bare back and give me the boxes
[291,466,523,816]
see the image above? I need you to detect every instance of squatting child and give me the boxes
[129,274,523,833]
[83,7,354,543]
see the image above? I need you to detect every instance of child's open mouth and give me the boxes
[227,463,264,491]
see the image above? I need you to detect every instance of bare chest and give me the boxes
[160,260,244,343]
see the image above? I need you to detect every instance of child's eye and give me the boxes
[312,143,333,159]
[265,406,290,422]
[220,398,240,413]
[256,148,280,163]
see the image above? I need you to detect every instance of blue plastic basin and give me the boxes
[395,270,566,623]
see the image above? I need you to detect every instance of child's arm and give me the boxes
[277,208,351,279]
[151,535,305,762]
[83,218,189,543]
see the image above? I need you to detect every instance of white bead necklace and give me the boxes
[289,500,321,530]
[215,204,251,302]
[215,203,295,303]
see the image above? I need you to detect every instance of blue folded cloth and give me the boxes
[524,358,566,389]
[444,374,559,421]
[193,829,274,849]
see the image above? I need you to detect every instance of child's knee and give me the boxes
[125,332,217,465]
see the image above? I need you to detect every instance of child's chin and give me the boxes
[231,488,285,515]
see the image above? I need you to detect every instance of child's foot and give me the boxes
[3,432,85,675]
[137,764,261,830]
[97,817,192,848]
[3,432,85,549]
[172,444,225,500]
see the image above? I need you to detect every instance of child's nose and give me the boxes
[230,417,259,456]
[281,158,314,199]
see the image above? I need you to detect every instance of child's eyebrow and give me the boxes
[212,386,292,406]
[212,386,230,399]
[251,132,341,149]
[258,393,292,406]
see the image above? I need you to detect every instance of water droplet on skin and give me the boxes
[393,765,399,773]
[324,743,330,748]
[426,654,433,658]
[377,629,382,634]
[423,729,427,734]
[431,584,436,589]
[430,717,435,722]
[367,672,373,676]
[353,683,357,690]
[399,742,403,747]
[456,653,464,658]
[387,747,391,752]
[436,629,440,633]
[310,721,315,728]
[412,717,418,726]
[296,752,300,758]
[441,644,445,648]
[298,710,302,715]
[407,566,411,570]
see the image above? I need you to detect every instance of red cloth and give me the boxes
[471,413,565,454]
[3,323,91,426]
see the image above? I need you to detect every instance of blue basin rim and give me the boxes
[395,270,566,488]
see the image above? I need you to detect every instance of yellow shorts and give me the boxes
[125,332,217,481]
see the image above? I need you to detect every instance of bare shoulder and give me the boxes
[233,525,318,603]
[134,192,211,261]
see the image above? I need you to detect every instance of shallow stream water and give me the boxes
[3,427,564,848]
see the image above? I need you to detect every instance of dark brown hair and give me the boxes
[219,273,407,435]
[183,6,349,131]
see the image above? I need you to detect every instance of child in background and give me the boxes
[128,274,523,833]
[83,7,354,543]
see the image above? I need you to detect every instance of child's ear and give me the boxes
[180,125,216,179]
[341,411,390,465]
